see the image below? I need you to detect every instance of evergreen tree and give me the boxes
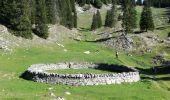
[96,10,102,28]
[65,0,74,29]
[91,12,98,30]
[29,0,36,24]
[136,0,143,5]
[91,10,102,30]
[0,0,32,39]
[70,0,77,28]
[122,0,137,34]
[46,0,56,24]
[14,0,33,39]
[35,0,49,39]
[105,1,117,28]
[105,10,111,27]
[140,1,155,31]
[91,0,103,9]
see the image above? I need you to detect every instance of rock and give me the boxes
[64,49,68,52]
[65,91,71,95]
[56,43,64,48]
[114,34,133,51]
[23,62,140,86]
[167,37,170,41]
[146,48,152,53]
[48,87,53,90]
[84,51,90,54]
[54,97,65,100]
[2,89,5,92]
[49,92,55,97]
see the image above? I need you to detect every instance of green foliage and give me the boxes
[91,13,98,30]
[96,10,102,28]
[148,0,170,8]
[70,0,78,28]
[29,0,36,24]
[46,0,57,24]
[140,2,155,32]
[34,0,49,39]
[76,0,112,8]
[136,0,143,5]
[122,0,137,34]
[0,0,78,39]
[105,1,117,28]
[0,0,33,39]
[91,10,102,30]
[91,0,103,9]
[57,0,77,29]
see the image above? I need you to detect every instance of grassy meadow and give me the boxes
[0,6,170,100]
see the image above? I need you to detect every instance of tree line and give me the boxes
[91,0,155,34]
[0,0,77,39]
[0,0,169,39]
[136,0,170,8]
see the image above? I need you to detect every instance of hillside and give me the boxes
[0,2,170,100]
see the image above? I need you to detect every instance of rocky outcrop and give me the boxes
[0,25,12,52]
[22,62,140,86]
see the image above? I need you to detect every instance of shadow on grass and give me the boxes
[78,27,91,32]
[136,64,170,81]
[20,63,138,80]
[85,36,116,43]
[94,63,137,73]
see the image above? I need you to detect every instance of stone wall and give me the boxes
[22,62,140,86]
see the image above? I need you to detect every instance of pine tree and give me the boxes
[105,10,111,27]
[70,0,77,28]
[91,13,98,30]
[29,0,36,24]
[136,0,142,5]
[65,0,74,29]
[122,0,137,34]
[14,0,33,39]
[140,1,155,32]
[35,0,49,39]
[96,10,102,28]
[105,1,117,28]
[91,10,102,30]
[91,0,103,9]
[46,0,56,24]
[0,0,32,39]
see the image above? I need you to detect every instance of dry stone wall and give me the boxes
[22,62,140,86]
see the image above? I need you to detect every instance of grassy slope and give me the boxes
[0,6,170,100]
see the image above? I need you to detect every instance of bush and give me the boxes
[12,30,33,39]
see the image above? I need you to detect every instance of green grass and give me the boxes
[47,68,115,74]
[0,5,170,100]
[0,40,170,100]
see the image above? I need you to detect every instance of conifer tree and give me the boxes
[136,0,143,5]
[29,0,36,24]
[105,1,117,28]
[91,13,98,30]
[70,0,77,28]
[65,0,74,29]
[14,0,33,39]
[0,0,32,39]
[140,1,155,31]
[96,10,102,28]
[46,0,56,24]
[122,0,137,34]
[91,10,102,30]
[91,0,103,9]
[35,0,49,39]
